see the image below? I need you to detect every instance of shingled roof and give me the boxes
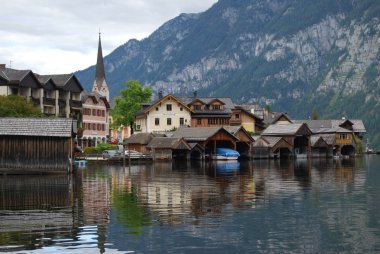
[262,123,311,136]
[124,133,158,145]
[147,137,191,150]
[171,126,238,142]
[0,118,74,137]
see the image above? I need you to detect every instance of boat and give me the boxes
[212,148,240,160]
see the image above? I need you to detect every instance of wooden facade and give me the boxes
[0,118,75,174]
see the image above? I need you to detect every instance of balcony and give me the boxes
[31,97,40,105]
[229,118,242,125]
[69,100,82,109]
[58,99,66,106]
[43,97,56,106]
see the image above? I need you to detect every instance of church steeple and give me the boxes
[92,32,109,101]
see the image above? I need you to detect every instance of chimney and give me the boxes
[158,91,163,99]
[193,90,197,98]
[0,64,5,70]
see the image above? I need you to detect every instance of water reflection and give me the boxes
[1,157,379,253]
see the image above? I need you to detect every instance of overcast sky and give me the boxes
[1,0,217,74]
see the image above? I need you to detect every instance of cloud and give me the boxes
[0,0,217,74]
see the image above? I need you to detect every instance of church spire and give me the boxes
[92,32,109,101]
[95,32,106,86]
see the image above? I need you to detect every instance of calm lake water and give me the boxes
[1,156,380,253]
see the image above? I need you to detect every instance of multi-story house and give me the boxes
[0,64,83,119]
[230,106,265,133]
[81,92,110,147]
[79,34,111,147]
[178,92,234,128]
[135,93,192,133]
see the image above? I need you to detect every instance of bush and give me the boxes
[83,143,118,155]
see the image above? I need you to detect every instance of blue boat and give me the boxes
[213,148,240,160]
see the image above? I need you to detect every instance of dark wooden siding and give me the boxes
[0,136,70,173]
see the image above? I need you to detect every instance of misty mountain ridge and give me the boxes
[76,0,380,147]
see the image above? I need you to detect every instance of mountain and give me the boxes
[76,0,380,148]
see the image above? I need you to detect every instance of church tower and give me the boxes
[92,33,109,101]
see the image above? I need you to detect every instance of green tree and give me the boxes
[311,108,320,120]
[112,80,152,133]
[0,95,42,117]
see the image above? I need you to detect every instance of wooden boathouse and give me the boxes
[0,118,76,174]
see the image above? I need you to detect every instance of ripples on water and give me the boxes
[1,156,380,253]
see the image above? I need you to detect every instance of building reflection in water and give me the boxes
[0,157,360,252]
[0,175,77,251]
[118,158,359,227]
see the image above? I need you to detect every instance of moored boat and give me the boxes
[212,148,240,160]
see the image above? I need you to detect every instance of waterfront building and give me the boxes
[178,92,234,128]
[0,64,84,119]
[81,92,110,148]
[135,92,192,133]
[230,106,265,133]
[0,118,77,173]
[79,34,111,148]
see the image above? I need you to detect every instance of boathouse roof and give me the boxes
[172,126,238,142]
[0,118,74,137]
[124,133,157,145]
[147,137,191,150]
[262,123,311,136]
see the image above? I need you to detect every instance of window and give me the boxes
[180,118,184,125]
[235,114,240,119]
[212,105,221,110]
[197,119,202,125]
[194,105,202,110]
[340,133,348,140]
[166,104,172,111]
[167,118,172,126]
[92,109,96,116]
[180,107,183,111]
[155,118,160,126]
[156,107,159,111]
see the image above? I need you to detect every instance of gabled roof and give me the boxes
[35,74,57,90]
[0,118,74,137]
[2,68,41,88]
[171,126,238,142]
[41,74,84,92]
[262,123,311,136]
[135,94,193,117]
[263,112,292,125]
[147,137,191,150]
[82,91,110,108]
[224,126,255,142]
[0,70,9,84]
[316,134,336,146]
[233,106,265,124]
[310,136,328,147]
[314,126,353,134]
[178,96,235,113]
[294,119,366,133]
[124,133,156,145]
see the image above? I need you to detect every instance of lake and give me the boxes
[1,156,380,253]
